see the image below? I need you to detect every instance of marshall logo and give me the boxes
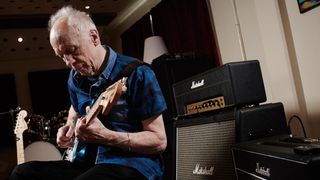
[255,163,271,177]
[192,164,214,176]
[190,79,204,89]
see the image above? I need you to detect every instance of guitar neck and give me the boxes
[84,95,104,125]
[84,78,126,125]
[16,134,25,164]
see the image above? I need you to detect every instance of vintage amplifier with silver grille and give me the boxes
[175,109,236,180]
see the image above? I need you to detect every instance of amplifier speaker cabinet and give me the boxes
[151,54,215,179]
[174,103,289,179]
[175,109,236,180]
[173,60,266,117]
[232,135,320,179]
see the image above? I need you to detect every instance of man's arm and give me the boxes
[115,114,167,154]
[56,105,79,148]
[66,105,79,125]
[76,114,167,154]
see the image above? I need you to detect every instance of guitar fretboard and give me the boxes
[16,134,25,164]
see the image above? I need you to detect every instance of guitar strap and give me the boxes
[113,59,146,83]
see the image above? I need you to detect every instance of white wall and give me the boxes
[282,0,320,137]
[209,0,320,137]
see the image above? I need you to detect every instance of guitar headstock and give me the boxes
[102,77,127,101]
[14,110,28,135]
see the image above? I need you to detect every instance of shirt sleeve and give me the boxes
[127,64,167,121]
[67,72,79,113]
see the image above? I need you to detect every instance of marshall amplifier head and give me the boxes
[151,53,214,123]
[173,60,266,117]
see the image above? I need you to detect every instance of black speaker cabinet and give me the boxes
[173,60,266,117]
[173,103,289,179]
[175,109,237,180]
[232,135,320,179]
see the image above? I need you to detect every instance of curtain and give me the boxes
[121,14,151,60]
[121,0,220,67]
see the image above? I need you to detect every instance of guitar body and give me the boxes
[67,78,127,167]
[70,139,97,168]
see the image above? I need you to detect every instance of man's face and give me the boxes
[50,22,96,76]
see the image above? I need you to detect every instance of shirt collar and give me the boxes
[101,45,117,80]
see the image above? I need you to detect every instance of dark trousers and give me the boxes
[8,160,147,180]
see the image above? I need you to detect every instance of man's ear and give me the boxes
[89,29,100,46]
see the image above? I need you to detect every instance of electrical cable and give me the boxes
[288,115,307,138]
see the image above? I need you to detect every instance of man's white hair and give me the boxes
[48,6,96,33]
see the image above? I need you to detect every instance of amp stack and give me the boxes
[172,60,288,180]
[151,54,215,180]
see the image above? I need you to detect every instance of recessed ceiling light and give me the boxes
[17,37,23,42]
[85,5,90,10]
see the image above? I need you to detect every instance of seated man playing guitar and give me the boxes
[9,5,167,180]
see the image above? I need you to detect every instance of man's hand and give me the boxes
[56,123,75,148]
[75,106,112,144]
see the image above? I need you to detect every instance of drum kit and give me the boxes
[23,110,68,162]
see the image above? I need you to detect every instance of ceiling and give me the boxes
[0,0,134,61]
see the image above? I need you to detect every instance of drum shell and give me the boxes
[24,141,62,162]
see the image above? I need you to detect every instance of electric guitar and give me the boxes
[65,77,128,165]
[14,110,28,165]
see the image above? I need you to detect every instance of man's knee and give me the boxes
[8,161,38,180]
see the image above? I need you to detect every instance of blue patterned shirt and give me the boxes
[67,46,167,180]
